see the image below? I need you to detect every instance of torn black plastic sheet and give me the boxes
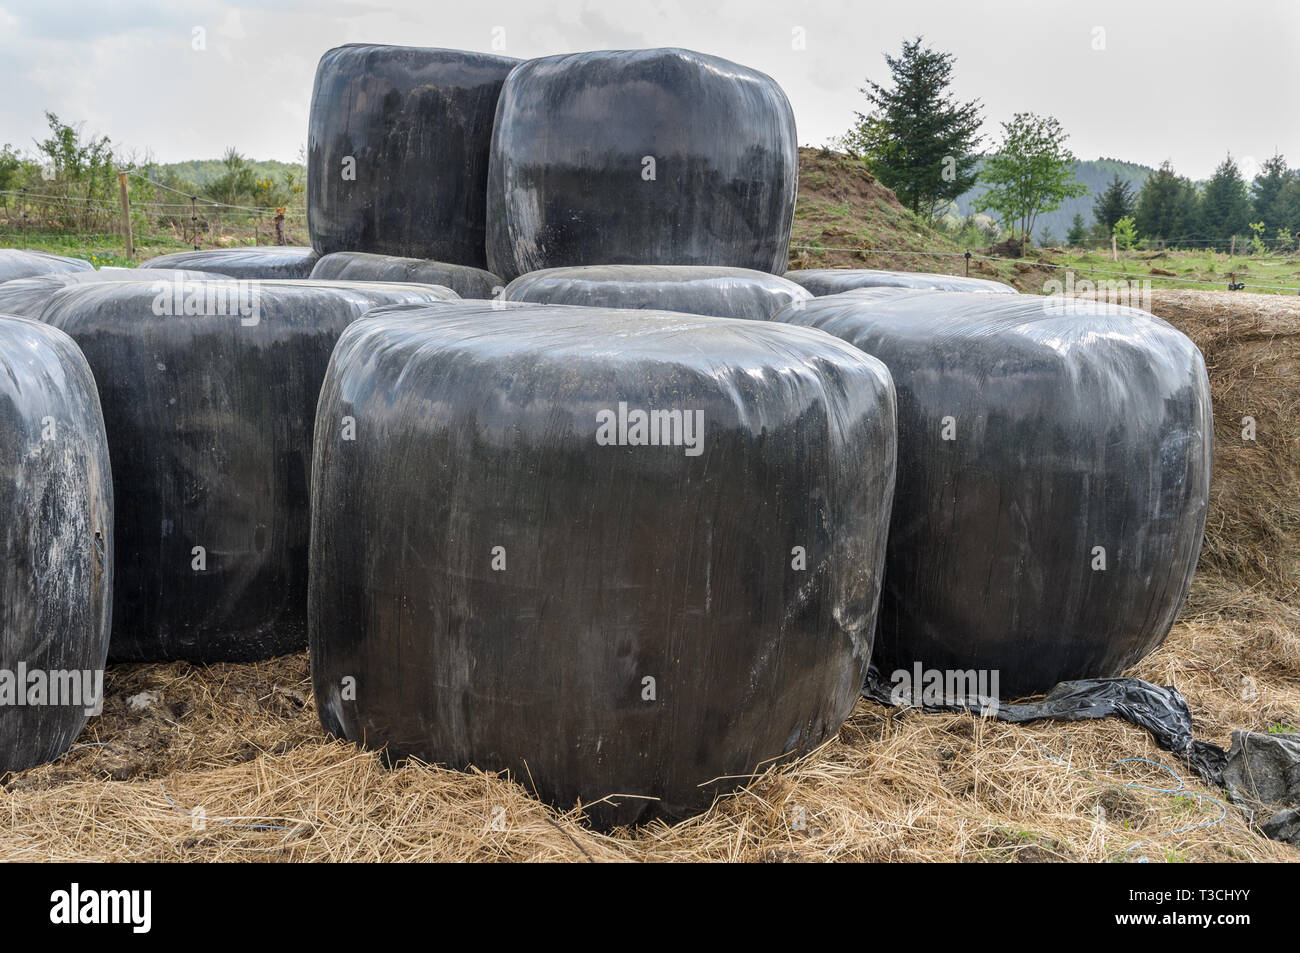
[863,668,1300,845]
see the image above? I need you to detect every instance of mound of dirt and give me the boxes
[1143,291,1300,598]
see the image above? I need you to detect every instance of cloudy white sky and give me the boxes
[0,0,1296,178]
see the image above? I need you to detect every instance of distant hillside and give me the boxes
[152,158,306,189]
[951,157,1156,242]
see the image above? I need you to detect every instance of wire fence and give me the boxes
[0,177,308,255]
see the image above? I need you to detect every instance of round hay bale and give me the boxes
[311,251,500,299]
[0,269,227,320]
[774,291,1212,696]
[784,269,1018,297]
[42,279,459,662]
[486,48,798,282]
[308,45,518,267]
[501,265,812,321]
[138,247,320,280]
[309,300,896,827]
[0,249,93,284]
[0,315,113,773]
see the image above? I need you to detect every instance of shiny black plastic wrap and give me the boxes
[784,268,1017,296]
[501,265,811,321]
[0,249,93,283]
[42,279,459,662]
[310,251,499,299]
[775,291,1212,696]
[0,269,226,319]
[138,247,318,279]
[486,48,798,282]
[309,300,897,827]
[0,315,113,773]
[308,45,518,267]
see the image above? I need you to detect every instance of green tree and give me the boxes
[203,147,258,206]
[1066,212,1087,245]
[1134,161,1199,247]
[1112,215,1138,250]
[35,112,115,193]
[841,36,983,220]
[1199,156,1252,251]
[1092,173,1135,234]
[1251,154,1293,237]
[972,113,1086,254]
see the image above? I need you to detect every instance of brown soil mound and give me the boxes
[1144,291,1300,598]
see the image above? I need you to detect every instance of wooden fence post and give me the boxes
[117,172,134,259]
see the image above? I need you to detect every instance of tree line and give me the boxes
[0,114,303,232]
[838,37,1299,254]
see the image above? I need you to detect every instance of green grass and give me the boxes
[1026,246,1300,295]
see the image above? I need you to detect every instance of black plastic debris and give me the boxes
[309,300,896,828]
[486,48,798,282]
[776,292,1213,696]
[1222,730,1300,807]
[0,315,113,773]
[0,269,227,319]
[502,265,812,321]
[863,667,1228,782]
[784,268,1018,296]
[0,249,93,283]
[308,45,518,267]
[138,247,320,279]
[864,669,1300,845]
[42,279,458,662]
[310,251,498,299]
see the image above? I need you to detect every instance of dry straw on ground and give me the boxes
[1,291,1296,862]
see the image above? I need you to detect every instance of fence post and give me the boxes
[964,250,971,277]
[117,172,134,259]
[1111,235,1118,262]
[275,207,286,246]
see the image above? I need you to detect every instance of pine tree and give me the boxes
[1251,154,1293,235]
[1092,174,1135,234]
[1066,212,1087,246]
[841,36,983,220]
[1135,161,1199,248]
[1200,156,1253,252]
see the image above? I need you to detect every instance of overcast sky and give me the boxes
[1,0,1296,179]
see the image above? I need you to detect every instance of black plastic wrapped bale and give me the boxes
[0,249,93,284]
[41,279,459,662]
[486,48,798,282]
[784,269,1017,297]
[502,265,812,321]
[0,269,226,320]
[0,315,113,773]
[310,300,896,827]
[138,247,318,279]
[311,251,499,299]
[308,45,518,267]
[774,292,1212,696]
